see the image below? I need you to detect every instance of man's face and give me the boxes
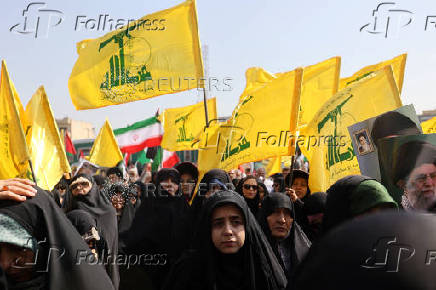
[405,163,436,210]
[267,208,293,239]
[0,243,35,283]
[180,173,195,197]
[228,170,236,180]
[108,174,121,184]
[128,170,139,183]
[256,168,265,178]
[359,136,366,145]
[71,179,92,196]
[211,204,245,254]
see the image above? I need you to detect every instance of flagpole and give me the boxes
[202,89,209,128]
[28,160,37,186]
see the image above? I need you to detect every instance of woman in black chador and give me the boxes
[67,174,119,290]
[163,190,287,290]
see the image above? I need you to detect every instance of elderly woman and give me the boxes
[163,190,287,290]
[257,192,311,289]
[68,174,119,290]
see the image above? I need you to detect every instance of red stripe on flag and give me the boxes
[162,153,180,168]
[119,136,162,154]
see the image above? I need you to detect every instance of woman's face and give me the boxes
[111,193,125,211]
[71,178,92,196]
[258,186,265,201]
[211,204,245,254]
[242,178,258,199]
[292,177,308,199]
[159,178,179,196]
[0,243,35,283]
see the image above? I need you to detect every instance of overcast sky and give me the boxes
[1,0,435,131]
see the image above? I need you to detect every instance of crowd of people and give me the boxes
[0,141,435,289]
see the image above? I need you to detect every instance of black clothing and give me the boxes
[294,211,436,290]
[258,192,311,289]
[163,190,287,290]
[0,188,114,290]
[69,174,119,290]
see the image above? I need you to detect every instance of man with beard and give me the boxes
[393,140,436,210]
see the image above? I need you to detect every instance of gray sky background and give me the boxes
[1,0,435,131]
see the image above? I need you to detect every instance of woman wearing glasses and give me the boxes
[236,176,260,216]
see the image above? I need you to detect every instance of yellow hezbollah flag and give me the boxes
[0,60,30,179]
[25,86,71,190]
[301,66,402,192]
[198,68,303,174]
[161,97,217,151]
[339,54,406,93]
[240,57,340,128]
[422,116,436,134]
[89,119,123,167]
[69,0,204,110]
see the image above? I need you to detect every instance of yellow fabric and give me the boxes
[25,86,71,190]
[197,68,303,176]
[89,119,123,167]
[161,97,217,151]
[266,157,282,177]
[339,54,406,93]
[0,60,31,179]
[422,116,436,134]
[241,57,340,129]
[68,0,204,110]
[300,66,402,192]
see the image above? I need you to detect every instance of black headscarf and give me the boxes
[370,111,421,145]
[257,192,311,288]
[69,174,119,290]
[104,183,136,234]
[0,267,6,290]
[236,175,260,216]
[294,211,436,290]
[119,168,191,290]
[302,192,327,242]
[323,175,397,234]
[66,209,97,236]
[0,188,115,290]
[190,169,232,229]
[52,177,73,213]
[163,190,287,290]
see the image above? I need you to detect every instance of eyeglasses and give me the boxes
[71,181,91,190]
[410,171,436,187]
[243,184,258,190]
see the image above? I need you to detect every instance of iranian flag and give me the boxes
[114,117,163,156]
[162,149,180,168]
[65,132,77,158]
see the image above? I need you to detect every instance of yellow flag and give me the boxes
[198,68,303,175]
[300,66,402,192]
[339,54,406,92]
[89,119,123,167]
[241,57,340,128]
[25,86,71,190]
[0,60,30,179]
[69,0,204,110]
[161,97,217,151]
[422,116,436,134]
[266,157,282,177]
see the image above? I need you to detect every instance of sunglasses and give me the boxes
[71,181,91,190]
[243,184,258,190]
